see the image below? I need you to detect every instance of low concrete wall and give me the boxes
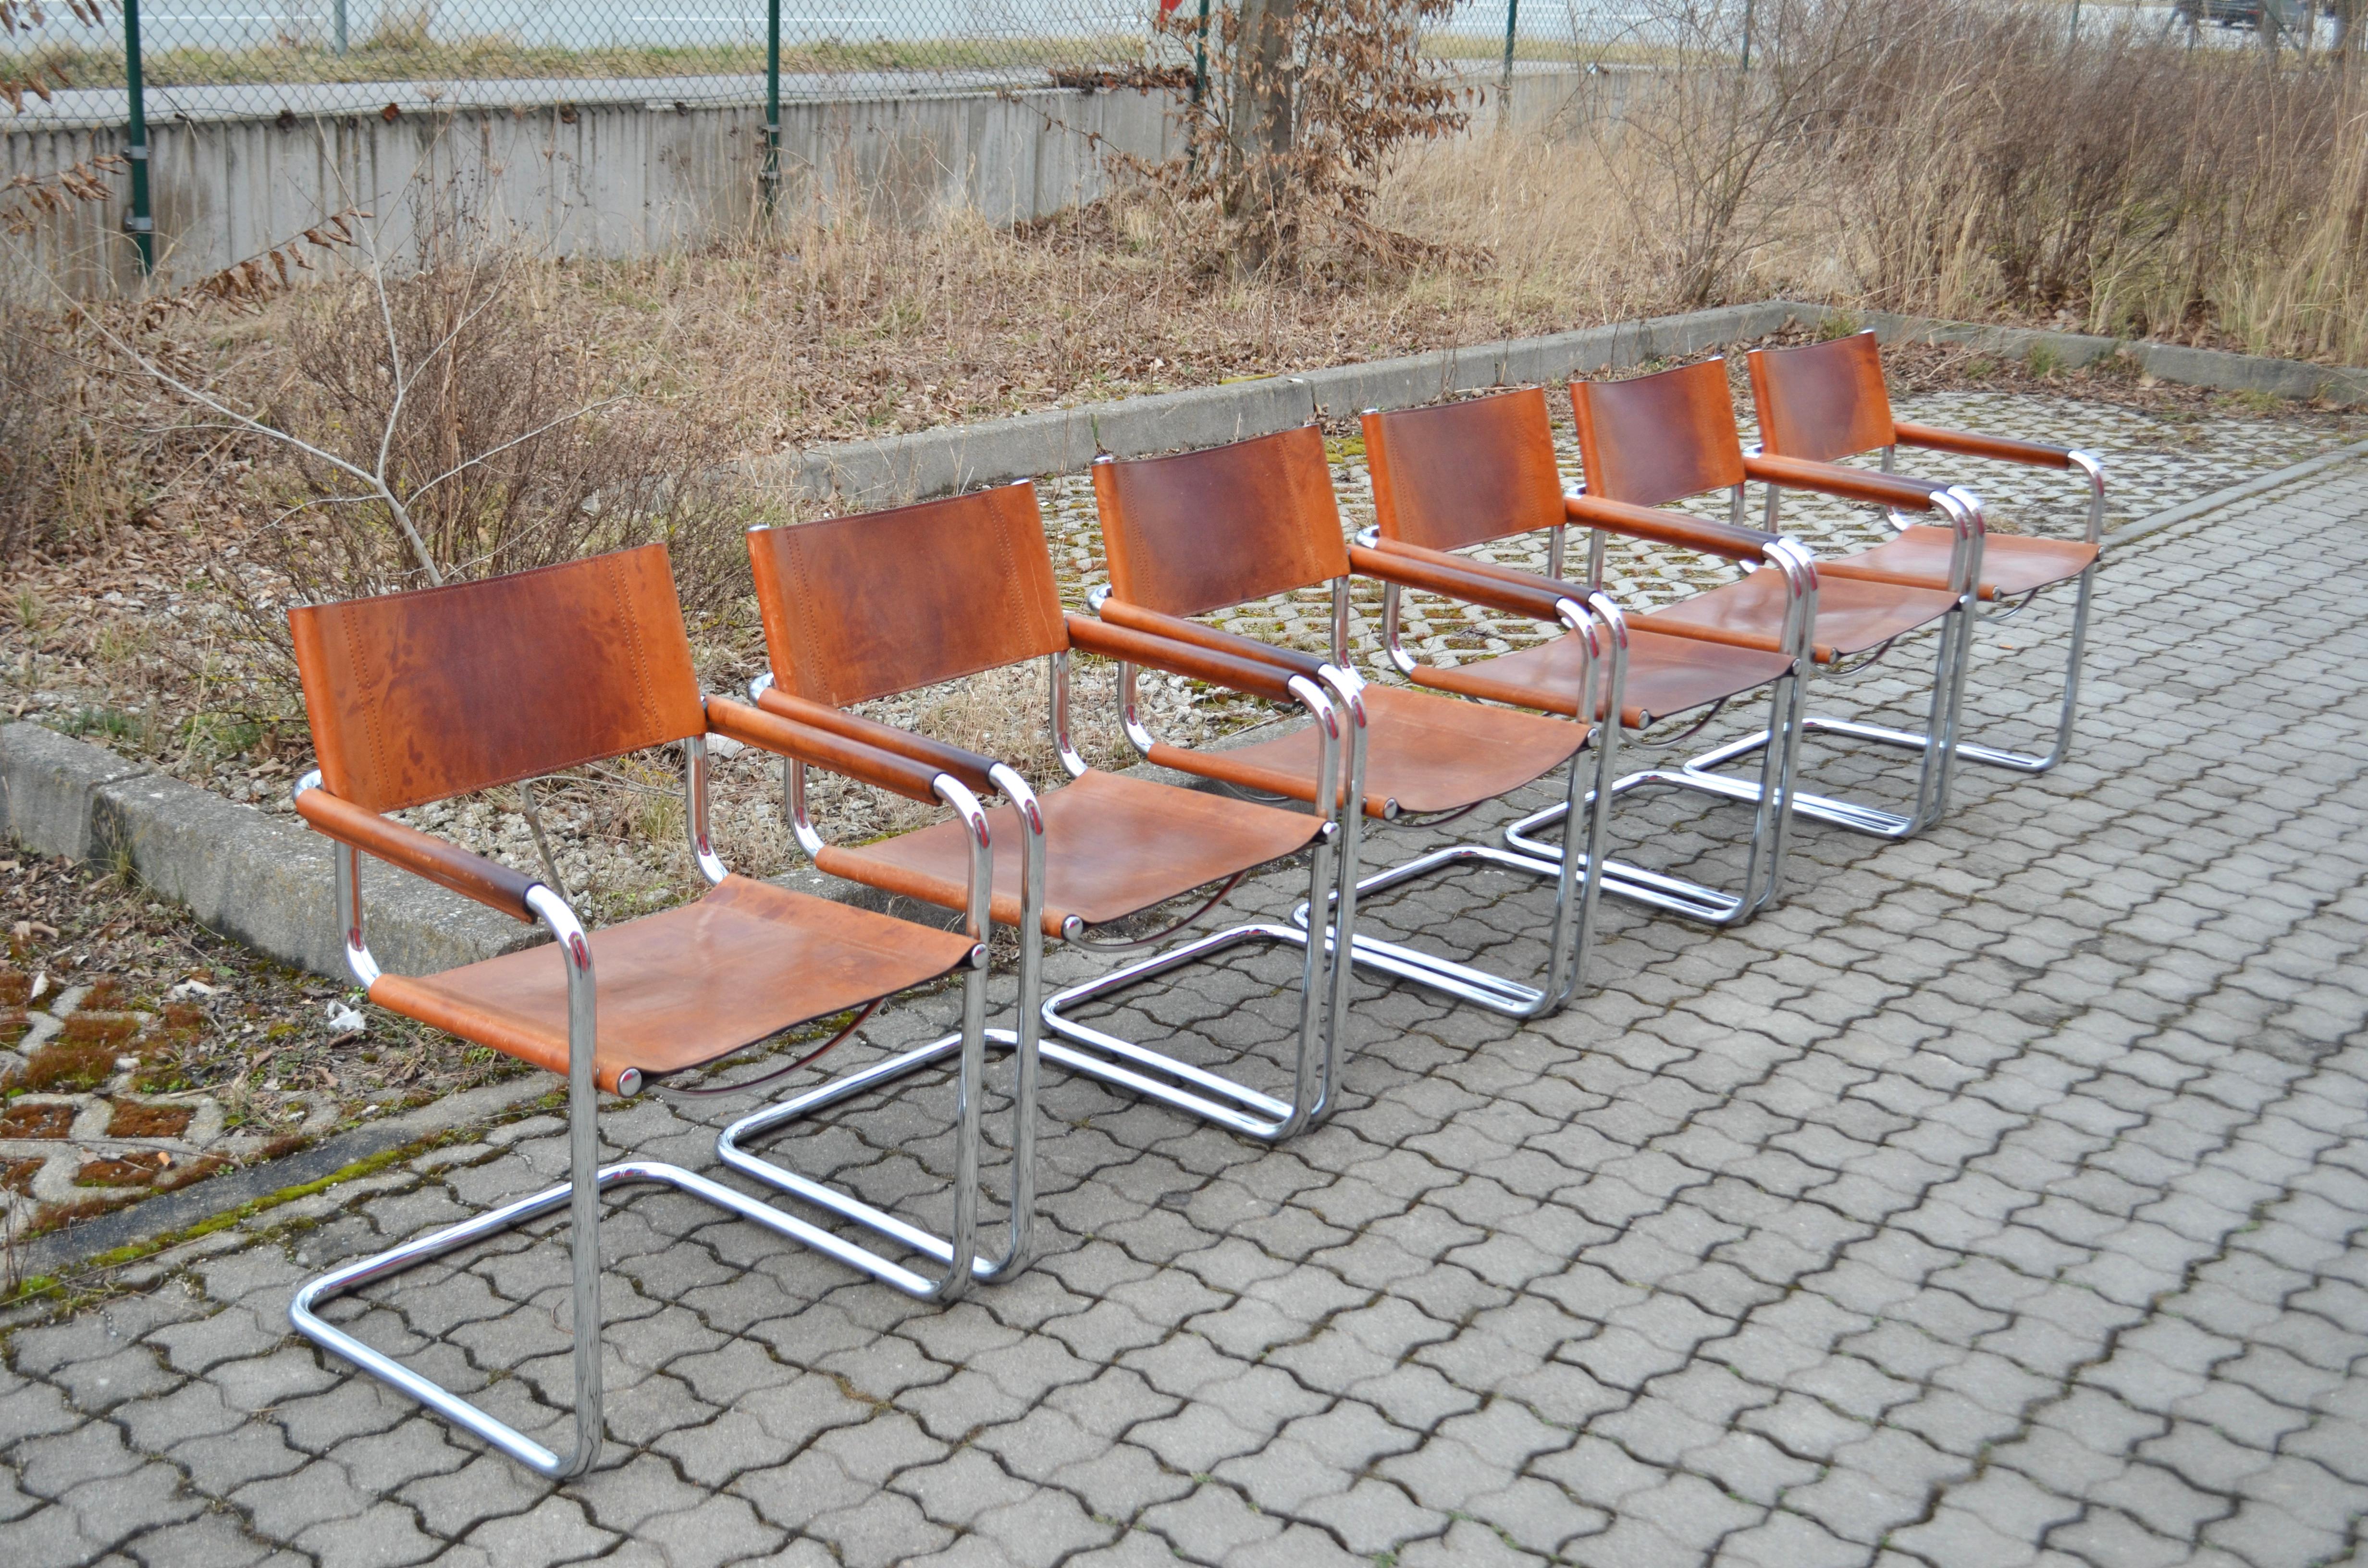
[4,65,1603,297]
[774,297,1812,506]
[0,723,535,980]
[1851,309,2368,409]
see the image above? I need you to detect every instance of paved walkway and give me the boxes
[3,459,2366,1568]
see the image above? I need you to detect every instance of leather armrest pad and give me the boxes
[296,788,537,922]
[1892,421,2072,469]
[1744,453,1947,511]
[1097,600,1330,679]
[1065,614,1303,704]
[1565,492,1781,562]
[1349,542,1570,622]
[707,696,946,804]
[754,687,998,796]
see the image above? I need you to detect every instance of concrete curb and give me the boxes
[763,300,1814,506]
[1846,309,2368,409]
[2100,439,2368,551]
[10,1073,561,1280]
[1,723,540,981]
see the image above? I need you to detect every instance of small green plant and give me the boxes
[2025,342,2066,379]
[1817,310,1862,341]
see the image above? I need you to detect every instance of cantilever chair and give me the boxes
[284,545,1015,1480]
[734,481,1357,1144]
[1087,423,1624,1019]
[1749,330,2106,775]
[1514,359,1985,856]
[1355,385,1808,926]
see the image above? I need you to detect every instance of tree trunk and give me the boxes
[1224,0,1296,274]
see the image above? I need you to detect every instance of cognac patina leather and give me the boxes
[374,874,971,1091]
[743,486,1327,938]
[1748,333,2097,598]
[1092,425,1591,818]
[820,769,1316,937]
[290,544,706,814]
[289,546,975,1094]
[1354,392,1793,730]
[1567,362,1965,651]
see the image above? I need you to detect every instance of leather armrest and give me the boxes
[296,787,537,922]
[1065,613,1303,704]
[1096,600,1330,680]
[1348,542,1571,622]
[1892,420,2072,470]
[706,696,946,805]
[1565,492,1781,563]
[1743,453,1949,511]
[753,686,998,796]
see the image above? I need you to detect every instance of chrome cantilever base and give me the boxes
[289,1159,915,1478]
[1293,595,1628,1016]
[716,1024,1036,1285]
[1040,921,1342,1142]
[1791,560,2097,777]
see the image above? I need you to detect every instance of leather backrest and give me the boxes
[1568,359,1747,508]
[1748,331,1897,463]
[747,481,1068,706]
[290,544,705,813]
[1094,425,1351,618]
[1365,387,1566,552]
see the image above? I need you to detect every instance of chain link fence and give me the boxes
[2,0,1704,127]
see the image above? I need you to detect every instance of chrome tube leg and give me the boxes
[1311,598,1613,1018]
[547,891,603,1480]
[717,773,1020,1295]
[1040,675,1347,1143]
[1314,669,1369,1123]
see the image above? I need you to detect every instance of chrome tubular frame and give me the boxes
[1500,540,1816,926]
[723,674,1038,1289]
[1796,449,2105,777]
[1672,485,1986,841]
[1303,593,1626,1016]
[286,758,984,1478]
[1039,652,1364,1143]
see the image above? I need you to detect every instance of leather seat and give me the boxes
[1834,526,2097,600]
[817,767,1321,937]
[1412,625,1795,729]
[373,874,973,1090]
[1172,684,1589,818]
[1640,561,1959,660]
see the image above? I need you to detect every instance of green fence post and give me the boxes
[1500,0,1520,123]
[1185,0,1210,172]
[763,0,781,216]
[334,0,348,55]
[1740,0,1754,69]
[122,0,153,277]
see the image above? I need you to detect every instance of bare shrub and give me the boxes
[1140,0,1473,274]
[1811,0,2368,360]
[0,309,142,563]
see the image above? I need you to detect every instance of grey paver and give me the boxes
[7,444,2368,1568]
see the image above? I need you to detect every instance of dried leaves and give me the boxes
[0,154,123,234]
[1137,0,1473,274]
[139,207,370,322]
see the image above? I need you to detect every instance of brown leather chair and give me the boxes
[733,481,1357,1144]
[1355,385,1809,925]
[1086,424,1623,1019]
[1554,358,1986,845]
[283,545,1012,1479]
[1749,330,2106,774]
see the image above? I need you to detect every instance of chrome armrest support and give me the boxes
[2070,450,2107,546]
[685,735,729,887]
[1050,652,1089,779]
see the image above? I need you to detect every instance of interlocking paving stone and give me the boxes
[7,438,2368,1566]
